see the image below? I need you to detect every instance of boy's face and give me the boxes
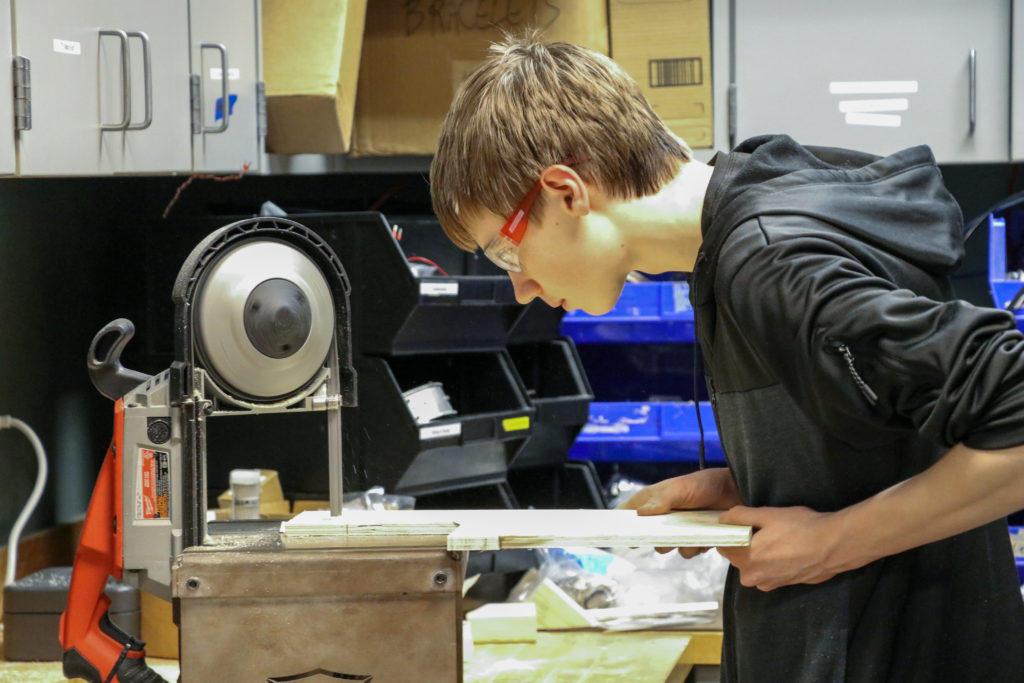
[468,190,630,316]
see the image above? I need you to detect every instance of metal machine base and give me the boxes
[173,542,464,683]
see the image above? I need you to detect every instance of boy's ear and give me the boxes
[539,165,590,217]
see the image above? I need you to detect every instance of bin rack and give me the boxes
[987,213,1024,334]
[504,338,604,508]
[561,280,720,469]
[344,350,536,496]
[569,401,724,464]
[560,281,695,343]
[507,338,592,451]
[298,211,525,356]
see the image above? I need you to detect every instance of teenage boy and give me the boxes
[430,35,1024,681]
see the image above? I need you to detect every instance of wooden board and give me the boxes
[531,577,601,630]
[281,509,751,551]
[464,631,692,682]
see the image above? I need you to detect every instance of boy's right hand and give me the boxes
[616,467,742,558]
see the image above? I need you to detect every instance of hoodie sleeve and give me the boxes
[722,224,1024,451]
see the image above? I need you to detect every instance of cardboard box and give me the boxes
[292,499,330,515]
[140,590,178,660]
[262,0,367,153]
[609,0,713,147]
[352,0,609,156]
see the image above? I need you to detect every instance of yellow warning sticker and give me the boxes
[502,416,530,432]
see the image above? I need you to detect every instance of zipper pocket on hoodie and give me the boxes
[826,339,879,407]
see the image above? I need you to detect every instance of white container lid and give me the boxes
[229,469,262,486]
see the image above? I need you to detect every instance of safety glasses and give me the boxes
[482,179,543,273]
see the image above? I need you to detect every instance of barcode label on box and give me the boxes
[649,57,702,88]
[420,423,461,441]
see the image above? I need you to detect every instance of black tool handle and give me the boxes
[87,319,152,401]
[63,614,167,683]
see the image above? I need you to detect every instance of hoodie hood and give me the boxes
[699,135,965,277]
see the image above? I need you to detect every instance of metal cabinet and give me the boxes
[13,0,110,175]
[1013,0,1024,160]
[189,0,264,173]
[102,0,192,174]
[0,0,14,175]
[12,0,191,175]
[10,0,261,176]
[732,0,1010,163]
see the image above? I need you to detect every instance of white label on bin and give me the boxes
[420,423,461,440]
[210,67,241,81]
[53,39,81,55]
[420,281,459,297]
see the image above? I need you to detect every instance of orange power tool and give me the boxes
[60,320,165,682]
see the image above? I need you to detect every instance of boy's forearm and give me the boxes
[828,443,1024,573]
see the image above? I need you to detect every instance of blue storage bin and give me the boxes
[570,401,725,464]
[560,282,695,343]
[987,214,1024,334]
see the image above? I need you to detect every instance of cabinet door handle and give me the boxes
[126,31,152,131]
[969,48,977,134]
[200,42,230,134]
[99,29,130,131]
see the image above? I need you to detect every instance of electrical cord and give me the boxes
[962,187,1024,242]
[1,416,48,587]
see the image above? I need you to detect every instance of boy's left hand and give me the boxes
[716,505,847,591]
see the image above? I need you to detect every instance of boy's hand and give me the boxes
[716,505,842,591]
[616,467,742,514]
[617,468,742,558]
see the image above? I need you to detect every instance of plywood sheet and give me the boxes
[281,509,751,551]
[464,631,691,682]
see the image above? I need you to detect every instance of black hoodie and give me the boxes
[691,135,1024,682]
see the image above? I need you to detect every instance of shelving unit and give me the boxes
[290,212,596,508]
[561,280,725,470]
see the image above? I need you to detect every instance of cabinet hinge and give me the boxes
[189,74,201,135]
[256,81,267,137]
[13,56,30,132]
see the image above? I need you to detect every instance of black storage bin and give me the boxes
[346,351,535,496]
[507,339,592,469]
[2,567,140,662]
[298,211,526,356]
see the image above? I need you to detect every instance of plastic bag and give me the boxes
[341,485,415,511]
[509,544,727,630]
[605,471,648,510]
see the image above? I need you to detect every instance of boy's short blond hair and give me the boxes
[430,33,692,252]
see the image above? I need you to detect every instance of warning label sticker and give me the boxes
[137,448,170,520]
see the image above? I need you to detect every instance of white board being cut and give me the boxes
[280,508,751,551]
